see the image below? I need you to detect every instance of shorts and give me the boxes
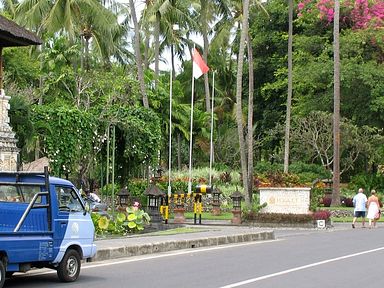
[354,211,366,218]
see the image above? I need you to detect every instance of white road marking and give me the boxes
[15,240,278,277]
[219,246,384,288]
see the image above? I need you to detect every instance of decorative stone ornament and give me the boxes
[0,89,19,171]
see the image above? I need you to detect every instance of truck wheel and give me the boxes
[57,249,81,282]
[0,260,5,288]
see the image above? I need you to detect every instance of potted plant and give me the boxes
[312,210,332,228]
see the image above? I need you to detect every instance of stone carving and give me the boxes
[0,89,19,171]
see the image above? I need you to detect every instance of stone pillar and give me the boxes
[231,210,242,225]
[173,207,186,224]
[0,89,19,171]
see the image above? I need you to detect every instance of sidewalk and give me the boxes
[91,220,275,262]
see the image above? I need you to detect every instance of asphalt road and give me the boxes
[5,226,384,288]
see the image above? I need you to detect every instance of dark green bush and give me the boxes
[243,212,312,224]
[254,161,282,174]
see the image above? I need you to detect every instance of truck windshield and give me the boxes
[56,186,84,212]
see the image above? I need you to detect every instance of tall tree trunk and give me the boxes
[129,0,149,108]
[153,12,161,88]
[144,25,150,70]
[247,33,254,199]
[201,0,211,112]
[36,43,44,160]
[332,0,341,206]
[284,0,293,173]
[235,0,250,205]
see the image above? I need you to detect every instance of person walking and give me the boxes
[352,188,367,228]
[366,189,381,228]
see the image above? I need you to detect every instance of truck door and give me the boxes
[53,186,95,262]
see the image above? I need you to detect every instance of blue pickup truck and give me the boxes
[0,168,96,287]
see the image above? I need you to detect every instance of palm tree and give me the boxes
[142,0,196,82]
[142,0,168,88]
[0,0,17,17]
[78,6,120,71]
[16,0,120,69]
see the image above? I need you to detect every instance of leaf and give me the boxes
[116,212,126,222]
[98,216,109,230]
[126,207,134,214]
[128,221,137,229]
[127,213,137,221]
[137,225,144,231]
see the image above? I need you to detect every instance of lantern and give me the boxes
[211,187,222,216]
[117,186,130,208]
[230,189,243,211]
[144,183,165,223]
[230,188,244,225]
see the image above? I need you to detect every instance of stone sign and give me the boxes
[259,187,311,214]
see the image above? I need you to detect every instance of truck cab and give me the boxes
[0,168,96,287]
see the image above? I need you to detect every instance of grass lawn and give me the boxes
[169,212,233,220]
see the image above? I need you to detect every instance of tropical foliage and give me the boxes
[1,0,383,207]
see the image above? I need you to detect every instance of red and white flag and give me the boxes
[192,48,209,79]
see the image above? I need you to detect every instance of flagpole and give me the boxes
[209,71,215,186]
[189,47,209,194]
[188,56,195,195]
[168,68,173,197]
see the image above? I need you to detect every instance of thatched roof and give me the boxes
[0,15,42,47]
[144,183,165,197]
[22,157,49,172]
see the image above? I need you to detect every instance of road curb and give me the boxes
[91,231,275,262]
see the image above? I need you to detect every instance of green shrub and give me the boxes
[310,187,324,211]
[349,173,384,193]
[254,161,282,174]
[100,183,121,197]
[243,212,312,224]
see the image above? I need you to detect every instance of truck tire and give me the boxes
[57,249,81,282]
[0,260,5,288]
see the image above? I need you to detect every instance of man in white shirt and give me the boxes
[352,187,367,228]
